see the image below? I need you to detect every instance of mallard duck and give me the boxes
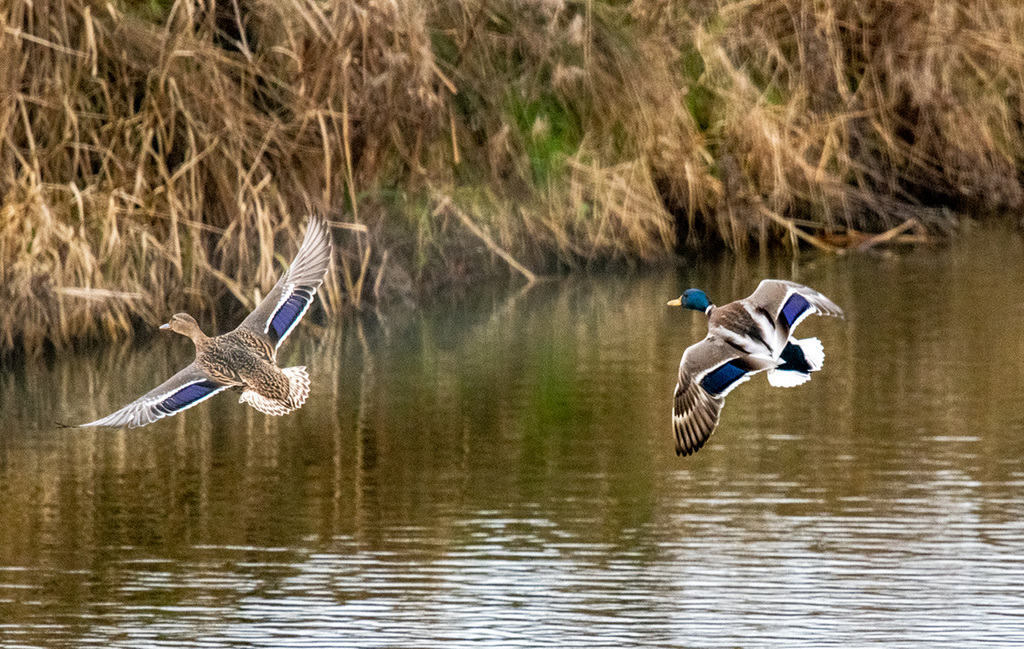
[667,279,843,456]
[79,215,332,428]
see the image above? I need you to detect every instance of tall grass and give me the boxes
[679,0,1024,248]
[2,0,1024,356]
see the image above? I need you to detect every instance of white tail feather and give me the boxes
[797,337,825,371]
[767,368,811,387]
[239,366,311,416]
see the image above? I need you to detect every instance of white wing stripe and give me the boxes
[81,379,229,428]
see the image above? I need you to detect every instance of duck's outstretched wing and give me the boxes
[237,215,333,350]
[673,336,770,456]
[746,279,843,339]
[79,364,232,429]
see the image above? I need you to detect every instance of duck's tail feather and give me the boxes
[767,337,824,388]
[282,366,311,410]
[766,368,812,387]
[239,366,310,415]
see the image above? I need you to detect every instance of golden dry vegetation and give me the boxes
[2,0,1023,356]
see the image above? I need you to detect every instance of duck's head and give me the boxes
[160,313,204,338]
[667,289,713,313]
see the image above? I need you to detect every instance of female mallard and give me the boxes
[79,215,332,428]
[667,279,843,456]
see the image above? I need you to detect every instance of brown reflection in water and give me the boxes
[1,226,1024,647]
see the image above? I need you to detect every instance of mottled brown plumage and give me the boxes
[79,216,332,428]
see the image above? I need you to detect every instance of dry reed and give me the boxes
[2,0,1024,356]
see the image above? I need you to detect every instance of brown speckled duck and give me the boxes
[667,280,844,457]
[79,215,332,428]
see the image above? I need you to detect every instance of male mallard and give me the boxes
[667,280,843,456]
[79,215,332,428]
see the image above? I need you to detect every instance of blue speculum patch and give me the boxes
[157,380,220,414]
[270,290,311,342]
[781,293,810,328]
[701,361,748,395]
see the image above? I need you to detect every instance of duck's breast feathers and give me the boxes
[237,215,333,350]
[79,364,232,429]
[745,279,843,334]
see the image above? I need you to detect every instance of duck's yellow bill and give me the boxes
[666,298,682,306]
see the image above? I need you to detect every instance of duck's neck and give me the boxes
[180,323,210,350]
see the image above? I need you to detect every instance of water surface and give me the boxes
[3,226,1024,647]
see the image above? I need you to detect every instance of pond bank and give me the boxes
[2,0,1023,355]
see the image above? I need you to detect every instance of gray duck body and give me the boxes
[668,280,844,456]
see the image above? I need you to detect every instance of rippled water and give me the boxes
[3,226,1024,647]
